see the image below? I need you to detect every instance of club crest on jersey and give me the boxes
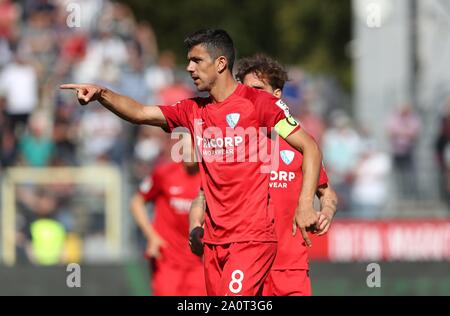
[226,113,240,129]
[280,150,295,165]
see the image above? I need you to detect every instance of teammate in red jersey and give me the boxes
[190,54,338,296]
[236,54,338,296]
[61,29,322,296]
[130,135,205,296]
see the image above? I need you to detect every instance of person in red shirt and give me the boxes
[61,29,323,296]
[190,54,338,296]
[236,55,338,296]
[129,135,205,296]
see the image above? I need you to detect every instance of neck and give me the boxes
[209,72,238,103]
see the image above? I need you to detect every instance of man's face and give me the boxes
[242,72,281,98]
[186,44,218,92]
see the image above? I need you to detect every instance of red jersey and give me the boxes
[269,137,328,270]
[159,84,300,244]
[139,162,202,267]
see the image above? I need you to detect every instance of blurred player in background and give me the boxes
[190,54,338,296]
[61,28,323,296]
[129,134,205,295]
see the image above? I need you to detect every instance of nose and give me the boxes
[186,61,195,73]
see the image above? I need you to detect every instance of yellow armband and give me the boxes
[274,116,299,139]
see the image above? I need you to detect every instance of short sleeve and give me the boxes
[255,93,300,139]
[138,171,162,202]
[158,99,192,132]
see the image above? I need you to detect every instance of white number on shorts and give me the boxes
[228,270,244,294]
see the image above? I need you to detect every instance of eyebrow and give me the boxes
[189,56,202,62]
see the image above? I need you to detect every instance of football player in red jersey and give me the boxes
[236,54,338,296]
[61,29,323,296]
[190,54,338,296]
[130,134,205,296]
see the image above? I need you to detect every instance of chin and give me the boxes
[196,85,208,92]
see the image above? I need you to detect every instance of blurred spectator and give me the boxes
[0,50,38,134]
[283,68,305,115]
[1,125,17,167]
[53,32,87,80]
[73,26,128,84]
[0,96,17,167]
[135,21,158,66]
[78,104,124,164]
[435,101,450,206]
[0,39,12,67]
[18,111,54,167]
[29,190,67,265]
[387,104,421,199]
[52,102,79,166]
[130,125,169,185]
[0,0,19,41]
[59,32,87,62]
[20,1,58,80]
[107,1,136,40]
[16,187,67,265]
[118,41,149,103]
[145,50,176,104]
[158,80,194,106]
[133,126,163,164]
[298,104,326,145]
[351,137,392,218]
[322,110,362,213]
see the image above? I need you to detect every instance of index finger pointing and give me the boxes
[60,84,83,90]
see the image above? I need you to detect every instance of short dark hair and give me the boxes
[235,54,288,91]
[184,29,235,71]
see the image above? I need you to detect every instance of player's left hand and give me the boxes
[315,210,334,236]
[189,226,204,256]
[293,205,319,247]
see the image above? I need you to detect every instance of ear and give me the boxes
[273,89,282,98]
[216,56,228,73]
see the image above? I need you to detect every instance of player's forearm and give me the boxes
[298,140,322,208]
[317,185,338,217]
[189,191,206,230]
[130,194,154,240]
[99,88,165,126]
[189,206,205,231]
[284,130,322,209]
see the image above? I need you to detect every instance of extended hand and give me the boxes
[60,83,104,105]
[292,206,319,247]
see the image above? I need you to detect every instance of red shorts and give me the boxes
[203,241,277,296]
[262,269,312,296]
[150,258,206,296]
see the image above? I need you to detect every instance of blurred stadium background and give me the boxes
[0,0,449,296]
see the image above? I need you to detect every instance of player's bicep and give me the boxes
[141,106,168,128]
